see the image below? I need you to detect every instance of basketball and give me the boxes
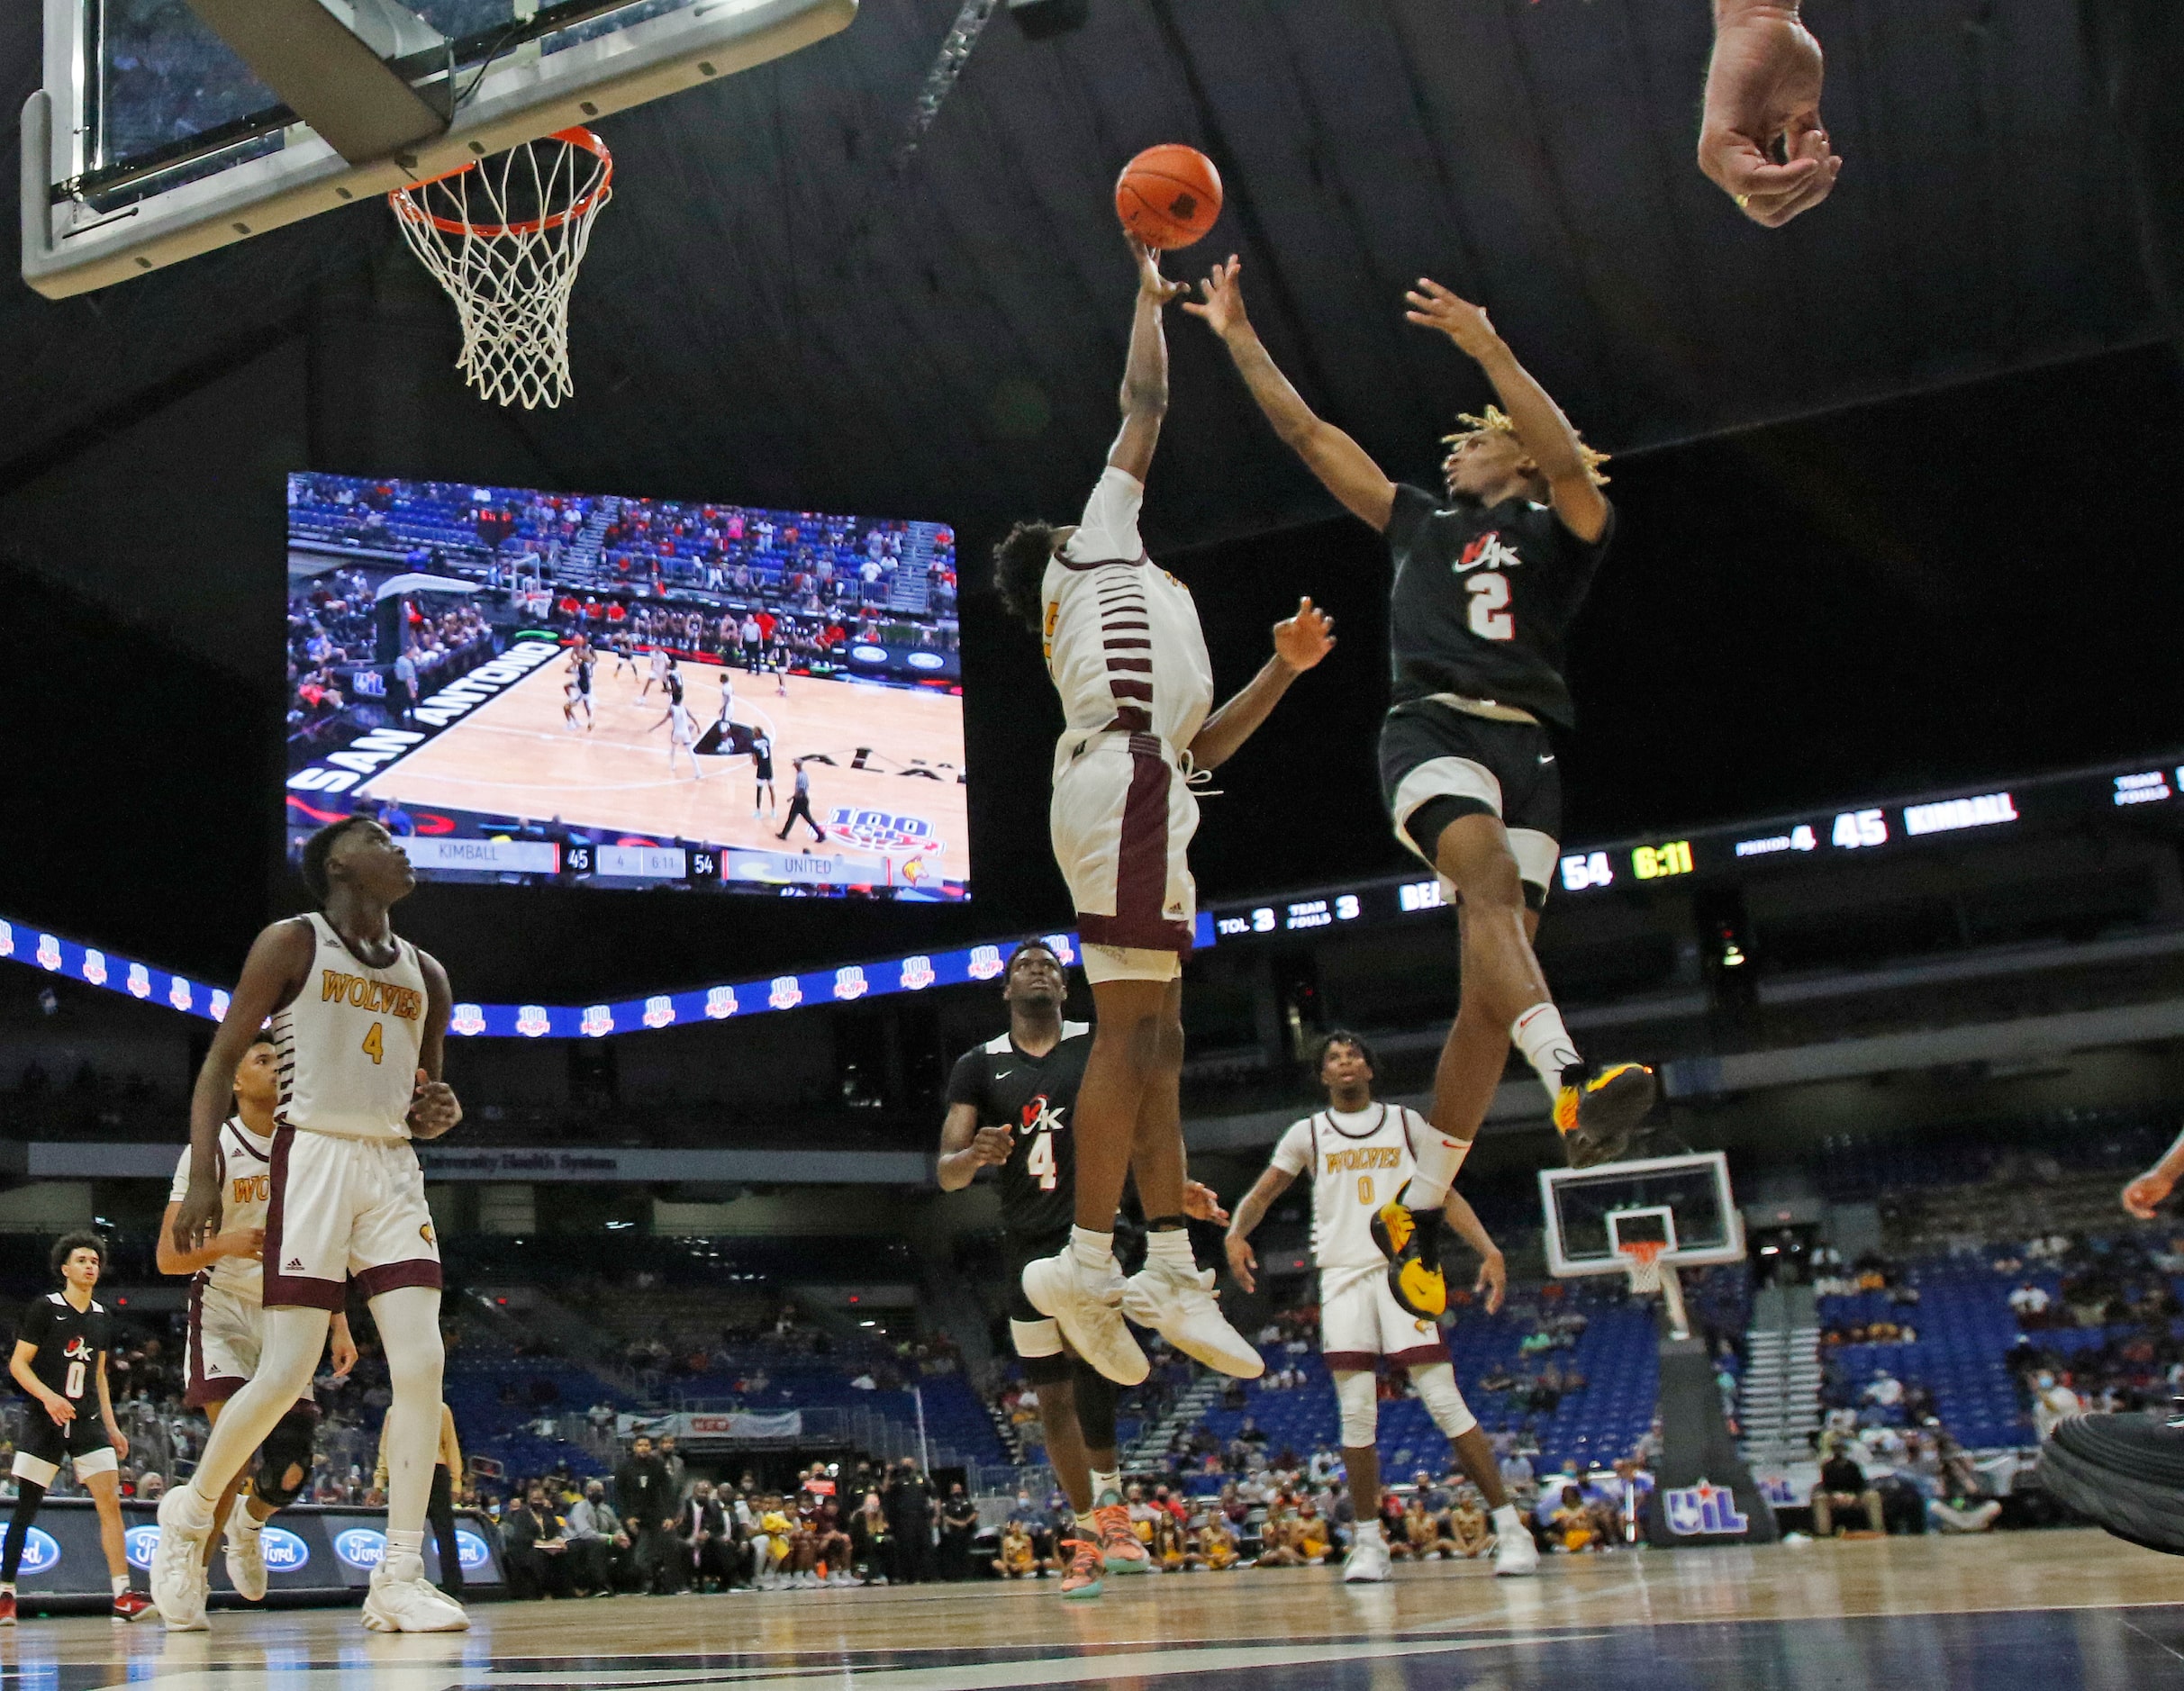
[1115,143,1223,251]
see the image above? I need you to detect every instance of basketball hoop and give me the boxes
[388,128,613,411]
[1620,1238,1668,1295]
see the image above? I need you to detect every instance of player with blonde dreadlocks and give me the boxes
[1188,260,1656,1322]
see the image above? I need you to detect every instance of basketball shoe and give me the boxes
[112,1589,157,1623]
[1120,1259,1264,1379]
[362,1557,468,1632]
[2038,1406,2184,1554]
[1059,1538,1105,1600]
[150,1484,213,1632]
[1091,1500,1150,1575]
[1556,1063,1657,1169]
[1492,1507,1541,1577]
[224,1512,269,1603]
[1371,1200,1445,1320]
[0,1591,16,1626]
[1021,1250,1148,1386]
[1341,1524,1391,1584]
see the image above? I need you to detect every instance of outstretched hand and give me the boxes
[1182,255,1248,338]
[1128,235,1188,305]
[2124,1171,2174,1222]
[1272,597,1336,673]
[1700,5,1840,228]
[1183,1180,1230,1226]
[1402,278,1502,361]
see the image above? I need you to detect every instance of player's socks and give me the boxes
[110,1575,127,1597]
[1144,1227,1193,1271]
[1512,1003,1581,1110]
[1090,1469,1121,1508]
[1069,1226,1116,1275]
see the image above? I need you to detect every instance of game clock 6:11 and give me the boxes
[1632,839,1695,880]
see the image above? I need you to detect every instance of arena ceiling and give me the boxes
[0,0,2173,552]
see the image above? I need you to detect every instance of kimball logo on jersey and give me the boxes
[320,970,424,1022]
[1455,531,1523,574]
[1663,1479,1749,1537]
[1322,1145,1403,1176]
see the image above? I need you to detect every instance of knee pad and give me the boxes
[254,1405,320,1508]
[1335,1370,1379,1449]
[1411,1362,1477,1439]
[1070,1358,1119,1454]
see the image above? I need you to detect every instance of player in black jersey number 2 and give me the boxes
[1191,261,1658,1320]
[1,1233,157,1623]
[937,940,1226,1599]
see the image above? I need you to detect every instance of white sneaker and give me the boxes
[150,1486,213,1632]
[362,1561,469,1632]
[1022,1249,1148,1385]
[1342,1533,1391,1584]
[1121,1259,1264,1379]
[224,1513,268,1603]
[1493,1518,1540,1578]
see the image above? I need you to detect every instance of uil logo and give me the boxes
[705,985,739,1019]
[450,1003,486,1037]
[36,933,61,972]
[580,1005,614,1038]
[768,976,803,1011]
[1663,1479,1749,1537]
[1041,935,1077,965]
[899,955,936,991]
[210,990,231,1023]
[832,966,867,1001]
[0,919,13,957]
[515,1004,551,1038]
[642,996,676,1029]
[966,945,1003,981]
[81,950,107,986]
[168,977,194,1013]
[126,963,151,999]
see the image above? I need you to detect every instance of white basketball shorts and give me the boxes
[1050,730,1198,983]
[265,1128,441,1310]
[1319,1264,1450,1373]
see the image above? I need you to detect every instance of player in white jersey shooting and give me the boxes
[1225,1032,1538,1582]
[156,817,465,1634]
[155,1035,357,1625]
[990,232,1334,1388]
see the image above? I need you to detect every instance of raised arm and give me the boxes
[1188,258,1397,531]
[1223,1163,1299,1294]
[1106,238,1188,484]
[1440,1189,1507,1314]
[1185,598,1335,773]
[177,919,313,1253]
[1402,281,1610,545]
[1701,1,1840,228]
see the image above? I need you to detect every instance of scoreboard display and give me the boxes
[1210,754,2184,943]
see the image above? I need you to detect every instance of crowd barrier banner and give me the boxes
[614,1410,804,1442]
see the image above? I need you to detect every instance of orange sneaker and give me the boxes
[1059,1537,1104,1600]
[1092,1504,1150,1575]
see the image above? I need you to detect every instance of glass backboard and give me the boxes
[1538,1151,1744,1278]
[24,0,855,297]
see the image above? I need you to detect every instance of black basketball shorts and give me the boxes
[13,1408,114,1488]
[1004,1229,1072,1361]
[1378,700,1563,901]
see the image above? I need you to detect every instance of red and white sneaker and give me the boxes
[112,1589,158,1624]
[0,1590,17,1626]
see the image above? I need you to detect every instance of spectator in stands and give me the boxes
[1862,1368,1904,1413]
[503,1483,573,1600]
[2030,1370,2086,1439]
[1809,1441,1884,1536]
[563,1478,622,1596]
[938,1482,978,1580]
[1927,1474,2002,1534]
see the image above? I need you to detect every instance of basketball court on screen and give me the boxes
[355,656,970,886]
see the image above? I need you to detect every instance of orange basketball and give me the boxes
[1115,144,1223,251]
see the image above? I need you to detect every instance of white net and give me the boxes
[389,128,613,411]
[1620,1242,1665,1295]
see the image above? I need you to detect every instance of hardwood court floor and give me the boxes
[361,657,972,882]
[11,1530,2184,1688]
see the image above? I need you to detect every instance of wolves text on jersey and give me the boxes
[1322,1144,1404,1176]
[319,969,424,1021]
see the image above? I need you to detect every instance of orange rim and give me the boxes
[388,127,613,239]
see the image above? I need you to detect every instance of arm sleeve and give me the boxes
[1384,484,1439,556]
[1267,1120,1316,1179]
[942,1050,987,1113]
[1062,467,1146,564]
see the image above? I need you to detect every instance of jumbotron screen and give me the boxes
[284,474,967,900]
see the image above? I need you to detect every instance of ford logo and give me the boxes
[456,1529,492,1570]
[124,1525,160,1569]
[261,1526,311,1572]
[907,652,944,670]
[333,1526,386,1569]
[15,1527,60,1576]
[849,645,887,664]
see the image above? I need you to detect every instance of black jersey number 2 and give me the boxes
[1466,574,1514,641]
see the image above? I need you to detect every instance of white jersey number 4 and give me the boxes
[1026,1131,1058,1191]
